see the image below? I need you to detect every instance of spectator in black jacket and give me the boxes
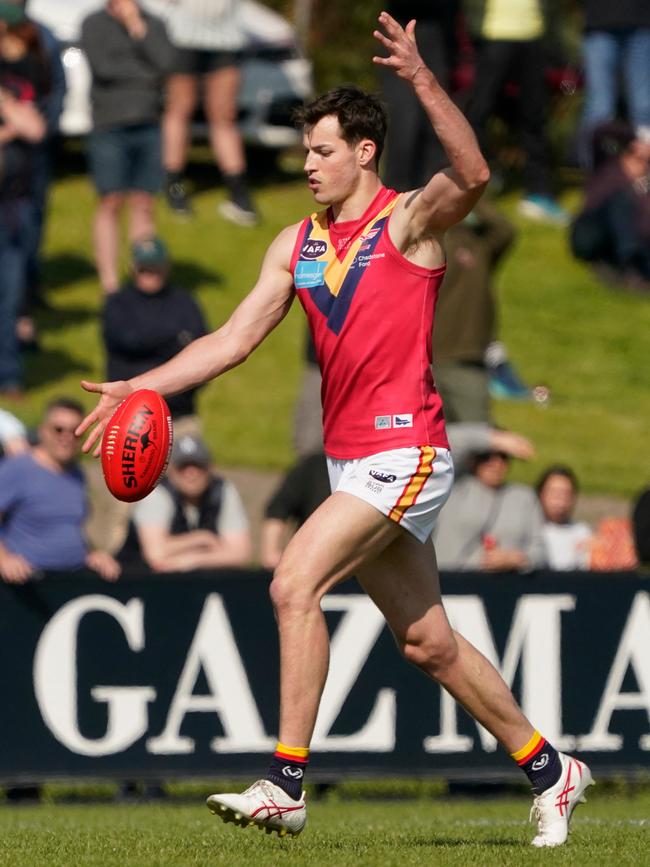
[101,236,208,420]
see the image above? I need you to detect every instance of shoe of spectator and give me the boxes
[489,361,530,400]
[218,198,259,227]
[518,195,569,226]
[166,180,193,217]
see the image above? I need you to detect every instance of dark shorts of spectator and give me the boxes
[88,124,162,196]
[171,47,243,76]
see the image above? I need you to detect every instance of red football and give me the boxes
[101,389,173,502]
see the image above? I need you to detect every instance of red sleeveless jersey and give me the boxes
[290,186,449,459]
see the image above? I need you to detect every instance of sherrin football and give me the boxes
[101,389,173,502]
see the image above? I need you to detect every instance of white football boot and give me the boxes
[530,753,594,847]
[207,779,306,837]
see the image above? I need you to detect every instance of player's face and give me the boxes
[39,409,83,466]
[539,474,576,524]
[303,116,365,204]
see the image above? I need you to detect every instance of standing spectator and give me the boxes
[260,451,329,569]
[536,465,592,570]
[81,0,174,294]
[632,486,650,565]
[119,433,252,572]
[433,200,517,422]
[0,397,121,583]
[578,1,650,168]
[570,120,650,289]
[149,0,258,225]
[433,422,546,571]
[379,1,459,190]
[102,236,208,422]
[462,0,568,224]
[0,1,48,398]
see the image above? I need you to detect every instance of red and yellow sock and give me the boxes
[267,742,309,800]
[511,730,562,794]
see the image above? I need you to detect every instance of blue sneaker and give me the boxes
[489,361,530,400]
[518,195,569,226]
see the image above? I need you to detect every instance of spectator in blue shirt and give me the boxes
[0,397,120,583]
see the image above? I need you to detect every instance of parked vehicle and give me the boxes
[26,0,313,146]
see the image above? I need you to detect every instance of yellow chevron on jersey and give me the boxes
[294,195,398,334]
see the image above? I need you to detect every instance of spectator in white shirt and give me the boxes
[536,465,593,570]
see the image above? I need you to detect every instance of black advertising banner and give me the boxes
[1,572,649,782]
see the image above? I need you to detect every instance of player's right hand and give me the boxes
[76,380,133,457]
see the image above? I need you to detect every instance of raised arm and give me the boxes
[77,224,299,454]
[373,11,489,239]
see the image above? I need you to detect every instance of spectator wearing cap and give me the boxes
[102,236,208,422]
[432,422,546,572]
[118,433,252,572]
[81,0,175,294]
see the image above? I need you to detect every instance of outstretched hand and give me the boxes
[372,11,426,82]
[75,379,133,457]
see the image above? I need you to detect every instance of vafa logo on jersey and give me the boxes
[300,239,328,260]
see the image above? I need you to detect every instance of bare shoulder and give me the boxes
[264,221,305,270]
[388,191,446,269]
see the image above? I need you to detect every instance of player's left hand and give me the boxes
[372,11,425,83]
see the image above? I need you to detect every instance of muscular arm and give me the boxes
[78,224,300,452]
[373,12,489,245]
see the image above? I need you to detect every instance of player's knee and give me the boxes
[269,564,317,618]
[400,629,458,676]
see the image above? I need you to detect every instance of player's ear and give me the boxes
[358,138,377,168]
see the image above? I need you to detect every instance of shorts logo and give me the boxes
[300,239,328,260]
[375,415,391,430]
[369,470,397,484]
[282,766,304,779]
[393,413,413,427]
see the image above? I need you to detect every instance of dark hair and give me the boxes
[294,85,388,165]
[535,464,579,496]
[591,120,636,170]
[44,397,85,418]
[4,20,52,97]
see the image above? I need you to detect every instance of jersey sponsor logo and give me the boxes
[531,753,549,771]
[375,415,391,430]
[282,765,304,779]
[294,260,327,289]
[300,239,328,260]
[393,414,413,428]
[369,470,397,484]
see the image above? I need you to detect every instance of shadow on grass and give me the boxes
[36,304,98,332]
[171,259,224,291]
[43,253,97,292]
[25,346,88,389]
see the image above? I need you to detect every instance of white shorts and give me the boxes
[326,446,454,543]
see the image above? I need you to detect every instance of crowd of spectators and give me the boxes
[0,0,648,578]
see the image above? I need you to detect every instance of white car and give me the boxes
[27,0,313,146]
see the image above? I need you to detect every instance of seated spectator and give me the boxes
[0,397,121,583]
[102,236,208,422]
[632,486,650,565]
[433,423,546,572]
[570,121,650,291]
[536,465,592,570]
[0,407,28,458]
[260,451,329,569]
[119,433,252,571]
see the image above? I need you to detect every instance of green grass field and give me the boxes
[16,147,650,496]
[0,790,648,866]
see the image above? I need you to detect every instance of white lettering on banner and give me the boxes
[33,596,155,757]
[424,595,577,754]
[312,595,395,751]
[578,592,650,752]
[147,594,273,754]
